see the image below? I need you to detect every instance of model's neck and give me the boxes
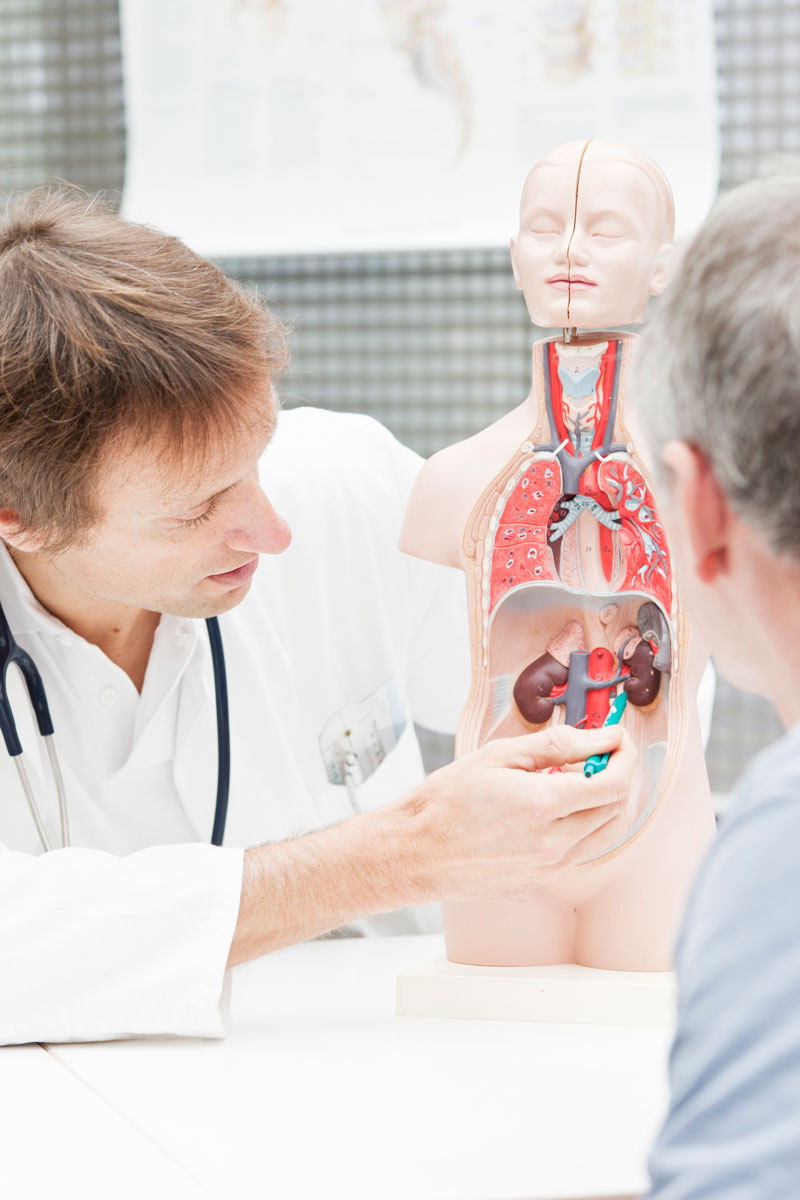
[8,546,159,692]
[557,328,631,350]
[522,330,629,423]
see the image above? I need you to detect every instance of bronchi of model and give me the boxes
[493,334,671,740]
[400,138,716,971]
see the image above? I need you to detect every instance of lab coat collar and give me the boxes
[172,630,217,843]
[0,541,71,639]
[0,541,197,668]
[0,538,209,781]
[118,616,204,774]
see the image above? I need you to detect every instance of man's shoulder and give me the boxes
[720,720,800,839]
[680,721,800,973]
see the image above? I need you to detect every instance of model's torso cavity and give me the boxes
[464,337,679,833]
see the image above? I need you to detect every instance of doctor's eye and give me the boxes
[177,495,221,529]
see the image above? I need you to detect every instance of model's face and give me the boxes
[512,155,667,329]
[41,392,292,620]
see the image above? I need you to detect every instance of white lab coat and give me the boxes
[0,408,470,1044]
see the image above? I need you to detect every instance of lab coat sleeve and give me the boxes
[382,426,471,736]
[402,553,471,735]
[0,841,243,1045]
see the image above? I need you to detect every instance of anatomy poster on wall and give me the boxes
[120,0,719,255]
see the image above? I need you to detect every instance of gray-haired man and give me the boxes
[631,173,800,1196]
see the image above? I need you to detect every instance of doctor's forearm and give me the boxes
[227,725,633,968]
[227,805,430,968]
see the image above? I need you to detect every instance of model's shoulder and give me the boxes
[416,408,528,482]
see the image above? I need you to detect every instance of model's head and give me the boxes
[511,138,675,330]
[0,188,292,617]
[634,172,800,695]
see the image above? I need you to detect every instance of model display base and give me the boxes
[396,956,677,1027]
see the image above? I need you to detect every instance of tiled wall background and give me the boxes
[0,0,792,790]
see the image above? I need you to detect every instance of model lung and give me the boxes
[480,339,673,738]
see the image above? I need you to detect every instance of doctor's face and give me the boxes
[40,390,292,620]
[511,148,669,329]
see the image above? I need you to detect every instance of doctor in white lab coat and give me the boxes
[0,189,636,1046]
[0,406,474,1038]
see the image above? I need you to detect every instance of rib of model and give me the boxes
[400,139,715,969]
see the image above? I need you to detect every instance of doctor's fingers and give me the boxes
[479,723,624,773]
[557,803,635,869]
[509,728,637,819]
[524,801,626,873]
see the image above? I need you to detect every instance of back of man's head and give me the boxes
[0,188,287,550]
[635,172,800,560]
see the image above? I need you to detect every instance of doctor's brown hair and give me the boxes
[0,187,288,550]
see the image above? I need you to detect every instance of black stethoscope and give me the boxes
[0,601,231,850]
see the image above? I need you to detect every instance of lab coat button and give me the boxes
[99,687,117,706]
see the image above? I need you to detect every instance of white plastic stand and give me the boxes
[397,956,677,1027]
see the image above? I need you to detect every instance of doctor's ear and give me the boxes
[510,237,522,290]
[648,243,674,297]
[0,509,47,553]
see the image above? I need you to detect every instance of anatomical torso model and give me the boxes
[400,140,715,970]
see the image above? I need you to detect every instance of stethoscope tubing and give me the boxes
[0,599,230,851]
[205,616,230,847]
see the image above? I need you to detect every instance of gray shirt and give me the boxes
[647,721,800,1198]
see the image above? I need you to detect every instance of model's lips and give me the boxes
[546,275,597,291]
[207,557,259,587]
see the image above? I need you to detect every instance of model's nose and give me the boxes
[552,228,571,267]
[567,227,591,267]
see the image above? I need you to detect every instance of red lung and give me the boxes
[488,339,672,617]
[594,460,672,614]
[489,458,561,610]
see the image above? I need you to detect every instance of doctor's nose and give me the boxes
[224,483,292,556]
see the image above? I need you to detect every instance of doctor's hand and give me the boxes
[228,724,636,968]
[401,724,637,900]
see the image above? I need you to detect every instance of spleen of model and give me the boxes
[400,139,715,970]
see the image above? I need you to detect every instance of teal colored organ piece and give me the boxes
[584,691,629,778]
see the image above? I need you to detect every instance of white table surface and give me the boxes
[0,1042,209,1199]
[39,934,671,1200]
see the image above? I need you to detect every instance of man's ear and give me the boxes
[649,243,673,297]
[0,509,46,553]
[660,441,729,584]
[509,236,522,291]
